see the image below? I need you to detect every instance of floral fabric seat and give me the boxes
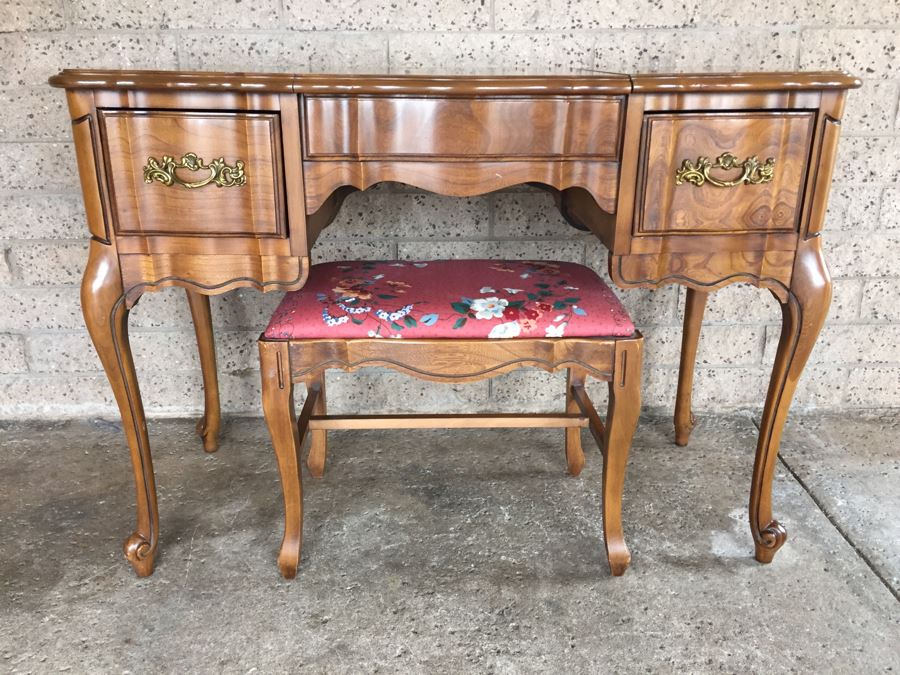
[264,259,635,340]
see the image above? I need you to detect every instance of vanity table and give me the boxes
[48,69,860,576]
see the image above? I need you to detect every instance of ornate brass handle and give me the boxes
[143,152,246,189]
[674,152,775,188]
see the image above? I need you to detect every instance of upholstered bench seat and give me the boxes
[264,259,635,340]
[259,258,643,580]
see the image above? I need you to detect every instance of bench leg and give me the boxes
[565,368,586,476]
[602,341,642,576]
[305,373,329,478]
[260,341,303,579]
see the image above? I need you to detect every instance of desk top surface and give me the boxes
[49,69,861,95]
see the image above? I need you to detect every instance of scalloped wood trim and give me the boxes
[303,160,618,215]
[283,337,628,383]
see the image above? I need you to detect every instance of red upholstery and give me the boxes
[264,260,635,340]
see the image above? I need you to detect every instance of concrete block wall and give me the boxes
[0,0,898,419]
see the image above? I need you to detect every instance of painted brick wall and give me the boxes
[0,0,898,418]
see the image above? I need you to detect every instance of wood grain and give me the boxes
[308,413,590,429]
[119,253,308,303]
[600,337,642,576]
[72,115,109,241]
[50,69,858,95]
[304,96,623,159]
[565,368,587,476]
[303,159,619,215]
[805,116,842,237]
[259,340,304,579]
[286,337,619,383]
[81,240,158,577]
[610,249,795,296]
[751,236,831,563]
[100,110,285,238]
[631,71,860,93]
[638,112,815,235]
[303,372,328,479]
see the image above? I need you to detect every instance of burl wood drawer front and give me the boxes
[99,110,285,237]
[304,96,623,159]
[637,112,815,235]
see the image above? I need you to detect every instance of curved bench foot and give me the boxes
[605,539,632,577]
[260,341,304,580]
[278,538,301,579]
[601,340,642,576]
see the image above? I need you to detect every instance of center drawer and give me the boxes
[303,95,623,159]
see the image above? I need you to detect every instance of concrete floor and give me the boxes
[1,412,898,673]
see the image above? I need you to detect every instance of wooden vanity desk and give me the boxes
[48,69,860,577]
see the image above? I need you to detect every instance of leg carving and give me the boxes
[304,373,328,479]
[674,289,708,446]
[186,289,221,453]
[260,341,303,579]
[81,240,158,577]
[602,340,642,576]
[751,239,831,563]
[564,368,586,476]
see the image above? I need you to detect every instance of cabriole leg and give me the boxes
[674,289,708,446]
[260,341,304,579]
[186,289,221,453]
[751,240,831,563]
[602,340,642,576]
[82,240,159,577]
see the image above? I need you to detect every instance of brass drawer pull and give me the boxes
[143,152,246,189]
[674,152,775,188]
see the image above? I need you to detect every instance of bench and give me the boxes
[258,259,643,578]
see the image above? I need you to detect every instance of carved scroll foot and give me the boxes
[82,240,159,577]
[602,341,642,576]
[186,290,221,453]
[564,368,586,476]
[750,238,831,564]
[674,289,708,447]
[260,342,304,579]
[124,532,158,577]
[753,520,788,563]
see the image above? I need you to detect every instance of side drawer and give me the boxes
[304,96,623,159]
[636,111,815,235]
[99,109,285,237]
